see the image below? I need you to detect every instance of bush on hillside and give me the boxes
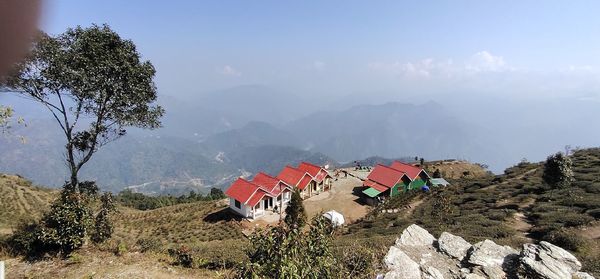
[8,182,116,258]
[543,229,586,252]
[116,188,224,210]
[335,243,377,278]
[587,208,600,219]
[237,215,335,278]
[169,246,194,268]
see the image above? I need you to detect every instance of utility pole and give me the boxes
[279,182,283,223]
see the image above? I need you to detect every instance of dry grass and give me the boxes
[0,174,57,235]
[113,201,245,249]
[426,160,490,179]
[4,247,227,278]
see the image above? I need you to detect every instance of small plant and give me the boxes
[66,252,83,265]
[169,246,194,268]
[115,241,128,256]
[136,237,162,253]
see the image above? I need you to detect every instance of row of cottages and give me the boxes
[361,161,431,205]
[225,162,333,219]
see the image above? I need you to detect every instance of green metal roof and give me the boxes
[362,187,382,198]
[410,179,426,189]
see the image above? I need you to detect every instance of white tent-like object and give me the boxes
[322,210,345,227]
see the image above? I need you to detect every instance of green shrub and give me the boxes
[169,246,194,268]
[543,230,586,252]
[237,215,335,278]
[115,241,128,256]
[136,237,162,253]
[66,252,83,265]
[335,243,376,278]
[587,209,600,219]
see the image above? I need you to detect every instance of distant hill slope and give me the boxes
[284,102,508,170]
[0,174,57,235]
[0,120,336,195]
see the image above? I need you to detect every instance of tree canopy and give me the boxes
[542,152,575,190]
[2,24,164,190]
[284,189,307,229]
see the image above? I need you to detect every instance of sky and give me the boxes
[39,0,600,101]
[2,0,600,175]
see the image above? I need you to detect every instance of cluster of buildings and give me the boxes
[225,162,332,219]
[361,161,438,205]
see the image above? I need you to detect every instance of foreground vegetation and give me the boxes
[343,148,600,276]
[2,149,600,277]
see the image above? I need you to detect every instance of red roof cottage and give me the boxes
[277,165,315,198]
[297,162,333,193]
[390,161,430,181]
[252,172,293,211]
[225,174,292,219]
[361,161,432,205]
[362,164,411,202]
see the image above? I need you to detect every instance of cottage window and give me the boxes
[234,199,241,208]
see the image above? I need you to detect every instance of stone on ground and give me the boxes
[520,241,583,279]
[467,239,518,267]
[383,246,421,279]
[396,224,436,247]
[438,231,472,261]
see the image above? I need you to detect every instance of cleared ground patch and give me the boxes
[304,171,370,223]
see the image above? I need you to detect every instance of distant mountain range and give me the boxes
[3,84,600,195]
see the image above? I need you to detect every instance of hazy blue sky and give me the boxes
[41,1,600,100]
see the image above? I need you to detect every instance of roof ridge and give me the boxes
[299,161,321,168]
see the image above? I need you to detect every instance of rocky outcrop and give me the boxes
[384,246,421,279]
[467,240,518,268]
[397,224,436,247]
[438,232,472,261]
[520,241,582,279]
[382,224,595,279]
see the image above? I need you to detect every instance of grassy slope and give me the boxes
[3,150,599,277]
[113,200,245,246]
[341,148,600,276]
[0,174,56,235]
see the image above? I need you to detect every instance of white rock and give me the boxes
[573,272,596,279]
[462,274,486,279]
[467,239,518,267]
[520,241,582,279]
[472,266,506,279]
[383,246,421,279]
[421,266,444,279]
[438,232,472,261]
[396,224,436,247]
[421,265,444,279]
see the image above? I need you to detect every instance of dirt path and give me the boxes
[402,199,424,218]
[507,198,536,242]
[304,175,369,223]
[580,222,600,240]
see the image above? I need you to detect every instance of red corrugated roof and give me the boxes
[366,164,406,188]
[252,172,280,192]
[277,166,313,188]
[389,161,425,180]
[297,175,313,190]
[252,172,290,196]
[297,162,329,182]
[225,178,261,204]
[363,179,389,193]
[246,190,267,207]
